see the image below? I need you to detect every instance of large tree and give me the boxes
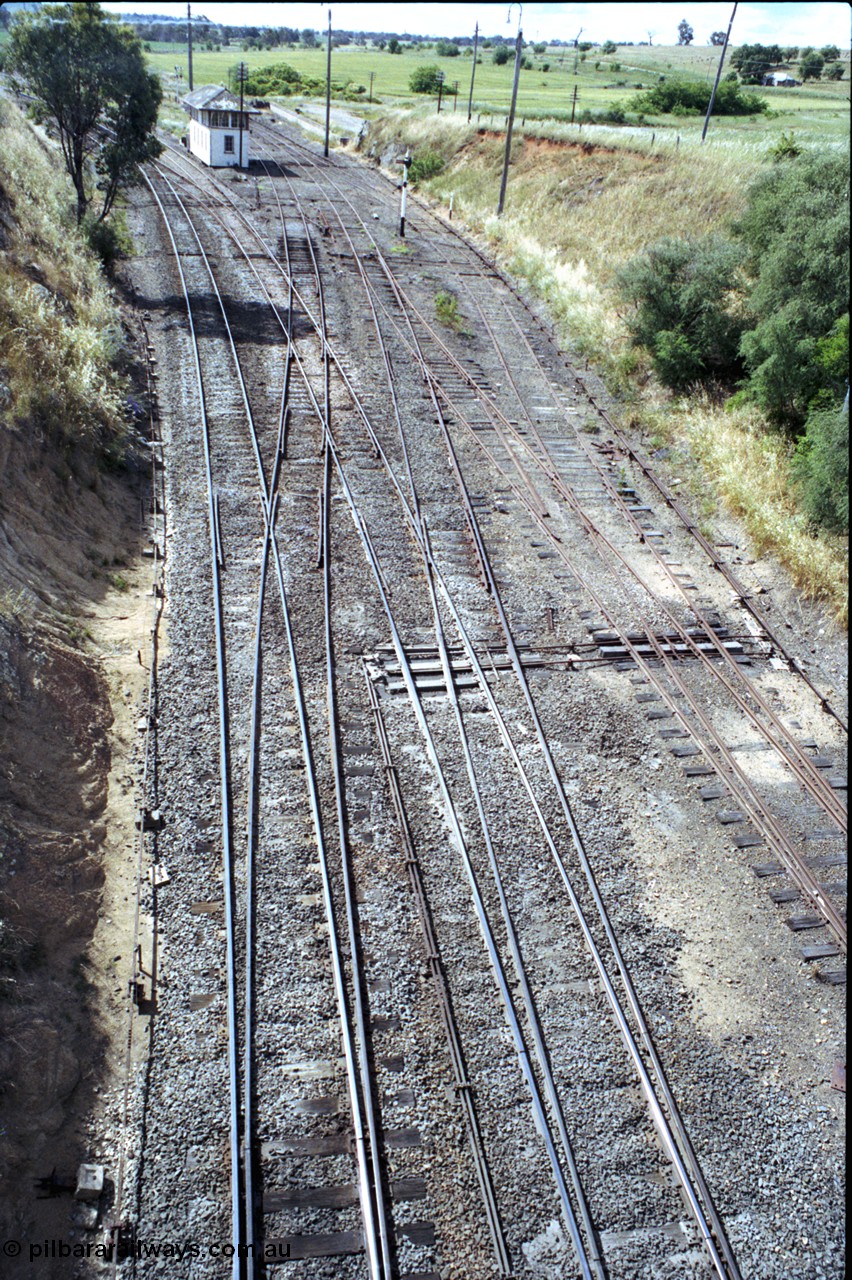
[7,2,161,223]
[677,19,694,45]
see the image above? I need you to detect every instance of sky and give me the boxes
[97,3,852,48]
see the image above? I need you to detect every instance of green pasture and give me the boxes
[146,39,849,142]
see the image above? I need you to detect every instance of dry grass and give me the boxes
[0,100,128,453]
[686,397,848,622]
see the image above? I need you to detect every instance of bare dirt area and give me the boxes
[0,344,157,1274]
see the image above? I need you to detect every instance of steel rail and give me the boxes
[362,665,513,1276]
[218,170,601,1270]
[200,131,842,951]
[387,159,847,733]
[146,166,388,1279]
[262,158,746,1273]
[461,285,846,830]
[326,245,845,950]
[419,515,606,1280]
[363,260,846,835]
[225,144,742,1278]
[258,117,845,734]
[141,170,244,1280]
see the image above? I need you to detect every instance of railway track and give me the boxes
[115,118,846,1280]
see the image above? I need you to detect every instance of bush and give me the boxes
[824,62,844,80]
[578,106,627,125]
[82,211,132,276]
[630,77,767,115]
[616,236,746,389]
[409,149,444,183]
[435,41,459,57]
[601,40,618,55]
[735,152,850,427]
[409,65,443,94]
[244,62,301,94]
[492,45,511,65]
[793,404,849,532]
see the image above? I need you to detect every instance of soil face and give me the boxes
[0,342,156,1273]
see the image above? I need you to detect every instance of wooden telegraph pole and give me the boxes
[497,19,523,216]
[467,21,479,122]
[436,70,445,112]
[702,2,738,141]
[324,10,332,158]
[187,3,193,91]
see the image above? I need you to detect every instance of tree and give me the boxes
[710,32,727,46]
[731,42,782,83]
[300,27,318,47]
[824,62,845,80]
[783,46,799,60]
[677,20,694,45]
[409,65,443,93]
[799,50,825,80]
[492,44,511,65]
[387,38,402,54]
[7,1,161,224]
[435,40,460,57]
[819,45,841,61]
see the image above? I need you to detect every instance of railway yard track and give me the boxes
[104,116,846,1280]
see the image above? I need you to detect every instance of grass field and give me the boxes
[145,39,850,143]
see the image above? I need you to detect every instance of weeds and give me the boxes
[435,290,469,333]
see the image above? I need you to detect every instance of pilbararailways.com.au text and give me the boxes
[4,1238,291,1263]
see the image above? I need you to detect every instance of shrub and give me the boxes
[409,65,443,94]
[768,131,802,160]
[492,45,511,65]
[735,152,850,427]
[435,41,460,57]
[409,149,444,183]
[824,62,844,80]
[601,40,618,55]
[630,78,767,115]
[793,404,849,532]
[82,211,133,277]
[435,290,468,332]
[244,62,301,94]
[616,236,746,389]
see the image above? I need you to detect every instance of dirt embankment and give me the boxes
[0,386,158,1255]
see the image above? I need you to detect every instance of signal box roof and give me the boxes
[181,84,260,113]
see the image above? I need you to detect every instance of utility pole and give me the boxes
[467,21,479,122]
[238,61,246,168]
[702,2,738,141]
[369,70,374,103]
[570,84,577,123]
[436,70,445,112]
[187,2,193,91]
[452,80,459,111]
[324,10,332,158]
[399,150,411,237]
[497,18,523,216]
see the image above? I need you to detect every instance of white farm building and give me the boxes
[181,85,260,168]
